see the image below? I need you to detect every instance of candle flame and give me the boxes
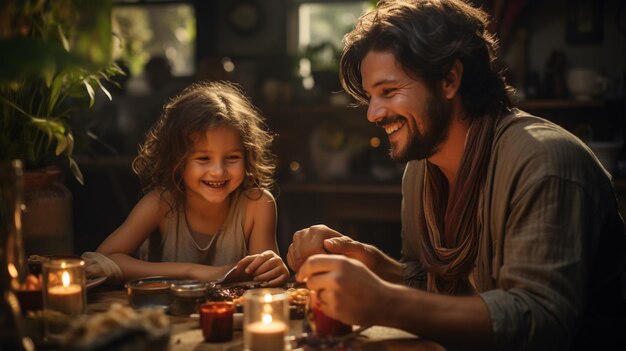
[62,271,70,287]
[263,293,272,302]
[262,313,272,324]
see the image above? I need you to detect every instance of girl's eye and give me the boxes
[196,156,209,161]
[227,155,242,162]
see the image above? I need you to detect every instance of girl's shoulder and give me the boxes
[242,188,276,218]
[140,189,178,215]
[243,187,276,204]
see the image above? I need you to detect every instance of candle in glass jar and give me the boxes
[247,313,286,351]
[200,302,234,342]
[47,271,83,315]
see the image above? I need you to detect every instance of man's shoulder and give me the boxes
[495,109,591,162]
[491,108,609,188]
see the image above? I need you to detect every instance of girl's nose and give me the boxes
[208,161,225,176]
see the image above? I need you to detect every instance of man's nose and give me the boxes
[367,98,386,123]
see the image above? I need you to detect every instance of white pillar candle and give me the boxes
[247,317,287,351]
[47,283,82,315]
[243,289,289,351]
[43,260,87,316]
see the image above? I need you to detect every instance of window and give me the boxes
[295,1,371,89]
[112,2,196,77]
[298,1,371,53]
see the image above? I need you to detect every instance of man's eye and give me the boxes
[382,88,396,96]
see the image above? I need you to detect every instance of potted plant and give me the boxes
[0,0,123,255]
[0,0,122,183]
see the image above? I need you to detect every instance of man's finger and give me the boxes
[296,254,344,282]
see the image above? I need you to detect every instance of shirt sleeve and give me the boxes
[480,175,602,351]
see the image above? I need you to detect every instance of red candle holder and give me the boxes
[308,292,352,337]
[199,302,234,342]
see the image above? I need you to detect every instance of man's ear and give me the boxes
[441,59,463,100]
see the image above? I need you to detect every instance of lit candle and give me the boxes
[247,313,287,351]
[243,289,289,351]
[47,270,83,315]
[200,302,234,342]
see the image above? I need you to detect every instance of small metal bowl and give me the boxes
[125,277,177,311]
[169,280,208,316]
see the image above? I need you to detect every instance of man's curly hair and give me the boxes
[340,0,514,120]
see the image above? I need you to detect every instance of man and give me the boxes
[288,0,626,350]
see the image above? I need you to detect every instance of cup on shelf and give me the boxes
[566,68,609,100]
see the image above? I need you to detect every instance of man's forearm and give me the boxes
[378,283,496,349]
[366,244,405,284]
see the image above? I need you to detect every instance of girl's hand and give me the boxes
[238,250,289,286]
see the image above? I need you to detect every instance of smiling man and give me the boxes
[288,0,626,350]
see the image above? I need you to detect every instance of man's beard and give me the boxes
[390,90,453,163]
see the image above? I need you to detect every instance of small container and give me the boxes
[125,277,175,311]
[243,289,289,351]
[200,302,235,342]
[307,290,352,337]
[170,280,208,316]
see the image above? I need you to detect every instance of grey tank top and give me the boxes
[142,191,249,266]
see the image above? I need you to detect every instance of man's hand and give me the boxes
[287,225,342,272]
[322,235,378,271]
[296,254,393,326]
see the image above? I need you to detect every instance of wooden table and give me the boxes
[87,287,446,351]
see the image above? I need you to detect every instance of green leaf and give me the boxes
[94,77,112,101]
[57,24,70,52]
[48,73,65,115]
[68,157,84,185]
[83,80,95,107]
[65,132,75,156]
[55,133,68,155]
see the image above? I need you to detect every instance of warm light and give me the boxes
[7,263,18,279]
[222,57,235,73]
[262,313,272,324]
[302,76,314,90]
[263,293,272,303]
[62,271,70,287]
[289,161,300,172]
[370,137,381,148]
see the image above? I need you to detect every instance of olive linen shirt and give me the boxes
[400,109,626,350]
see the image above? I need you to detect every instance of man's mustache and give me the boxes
[375,115,404,127]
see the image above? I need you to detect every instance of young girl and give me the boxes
[96,81,289,286]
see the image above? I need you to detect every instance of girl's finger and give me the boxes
[254,264,283,282]
[244,255,267,274]
[265,273,288,287]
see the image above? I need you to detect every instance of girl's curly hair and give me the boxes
[132,81,276,210]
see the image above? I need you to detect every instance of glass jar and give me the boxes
[1,160,34,350]
[169,280,207,316]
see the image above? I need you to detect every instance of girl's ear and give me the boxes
[441,59,463,100]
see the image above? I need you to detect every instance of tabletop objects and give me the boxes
[243,288,289,351]
[199,301,235,342]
